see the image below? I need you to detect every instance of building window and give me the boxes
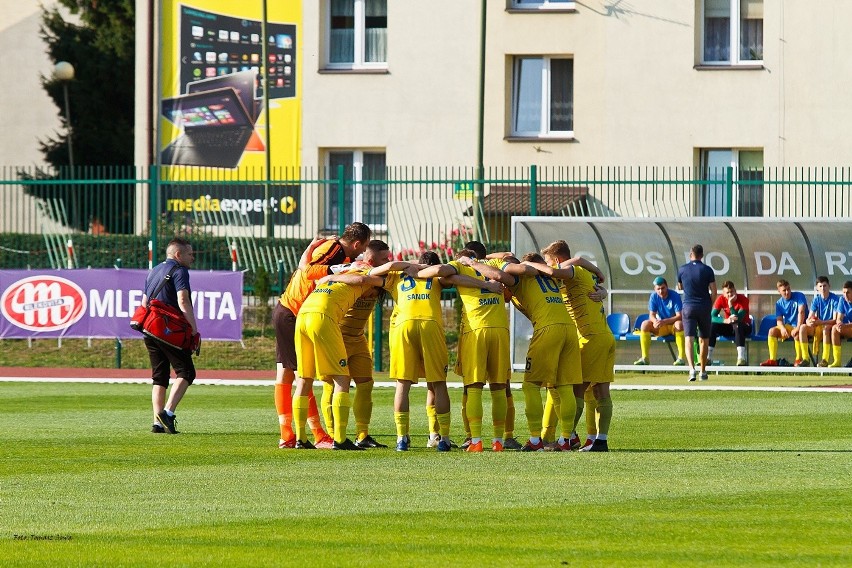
[327,0,387,69]
[701,0,763,65]
[701,149,764,217]
[510,0,575,10]
[325,150,387,229]
[511,56,573,137]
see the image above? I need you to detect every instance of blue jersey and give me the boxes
[836,297,852,324]
[648,291,682,319]
[144,259,190,311]
[775,291,808,326]
[677,261,715,307]
[810,293,840,321]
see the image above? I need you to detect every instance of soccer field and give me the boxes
[2,382,850,567]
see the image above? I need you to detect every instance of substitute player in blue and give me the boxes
[634,276,686,366]
[760,279,808,366]
[828,280,852,367]
[677,245,717,382]
[797,276,840,367]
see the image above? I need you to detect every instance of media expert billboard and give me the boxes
[158,1,301,170]
[162,184,299,225]
[0,270,242,341]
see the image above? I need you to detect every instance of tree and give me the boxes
[21,0,136,234]
[40,0,136,167]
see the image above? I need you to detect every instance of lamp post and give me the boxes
[54,61,75,168]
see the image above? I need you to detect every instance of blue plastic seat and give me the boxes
[751,314,778,342]
[607,313,630,340]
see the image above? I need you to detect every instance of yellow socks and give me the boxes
[639,331,651,359]
[675,331,686,359]
[394,411,409,439]
[504,391,515,439]
[768,336,779,360]
[426,404,438,437]
[293,395,309,442]
[353,380,373,441]
[466,387,483,440]
[461,389,471,438]
[596,396,613,437]
[437,411,451,438]
[572,395,584,431]
[584,388,597,438]
[522,382,544,437]
[541,388,559,442]
[556,385,576,440]
[831,345,842,367]
[320,382,334,439]
[331,391,351,444]
[490,389,507,441]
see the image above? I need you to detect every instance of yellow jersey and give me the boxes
[384,272,444,326]
[559,265,608,337]
[448,260,508,331]
[340,287,382,338]
[299,270,384,323]
[510,273,573,329]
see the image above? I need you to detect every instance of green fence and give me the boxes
[2,164,851,369]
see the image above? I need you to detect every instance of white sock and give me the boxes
[164,409,175,417]
[708,346,715,359]
[530,436,541,444]
[596,434,608,441]
[737,346,747,359]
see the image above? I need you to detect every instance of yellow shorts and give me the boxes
[453,332,465,377]
[579,332,615,384]
[342,334,373,379]
[655,323,677,337]
[525,323,582,387]
[295,312,349,380]
[459,327,511,386]
[389,319,448,383]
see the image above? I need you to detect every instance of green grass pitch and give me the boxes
[2,382,850,567]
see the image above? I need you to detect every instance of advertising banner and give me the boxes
[158,1,302,225]
[0,269,242,341]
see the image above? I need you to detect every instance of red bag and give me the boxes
[142,299,198,351]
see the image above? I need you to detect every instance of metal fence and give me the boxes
[3,164,852,281]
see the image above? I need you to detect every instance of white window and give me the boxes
[326,0,387,69]
[701,149,764,217]
[701,0,763,65]
[325,150,387,230]
[511,56,573,137]
[511,0,575,10]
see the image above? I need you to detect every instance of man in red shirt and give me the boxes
[709,280,752,366]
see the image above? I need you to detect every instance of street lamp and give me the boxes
[54,61,75,168]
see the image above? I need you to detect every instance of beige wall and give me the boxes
[0,0,62,167]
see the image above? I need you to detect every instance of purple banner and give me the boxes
[0,269,242,341]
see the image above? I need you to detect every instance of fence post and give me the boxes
[115,338,122,369]
[337,164,346,234]
[230,241,238,271]
[530,165,538,216]
[725,165,734,217]
[149,164,159,264]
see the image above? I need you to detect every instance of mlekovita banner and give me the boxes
[0,269,242,341]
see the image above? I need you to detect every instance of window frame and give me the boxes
[510,55,574,139]
[700,0,764,67]
[324,0,388,71]
[324,149,387,231]
[699,148,764,217]
[509,0,576,10]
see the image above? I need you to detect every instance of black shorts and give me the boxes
[145,336,196,387]
[273,301,297,369]
[682,304,712,339]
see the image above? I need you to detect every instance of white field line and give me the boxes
[0,377,849,393]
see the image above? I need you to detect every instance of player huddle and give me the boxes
[272,222,617,453]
